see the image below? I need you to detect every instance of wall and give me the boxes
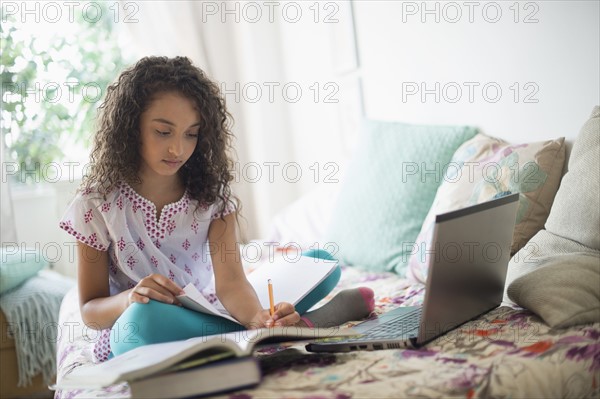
[255,1,600,241]
[353,1,600,143]
[247,1,600,243]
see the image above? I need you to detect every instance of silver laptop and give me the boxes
[306,193,519,352]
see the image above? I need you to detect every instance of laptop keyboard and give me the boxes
[347,308,422,341]
[367,308,421,337]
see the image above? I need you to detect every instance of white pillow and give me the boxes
[260,183,341,252]
[507,253,600,328]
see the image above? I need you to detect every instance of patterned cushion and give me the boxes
[325,119,476,274]
[407,134,566,283]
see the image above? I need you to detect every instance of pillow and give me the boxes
[407,134,566,283]
[545,106,600,249]
[263,183,342,251]
[507,253,600,328]
[325,119,477,274]
[502,106,600,307]
[0,247,47,294]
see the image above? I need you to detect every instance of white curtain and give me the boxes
[119,1,299,240]
[118,1,359,240]
[1,134,18,245]
[119,1,210,68]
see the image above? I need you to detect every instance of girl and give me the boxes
[59,56,374,362]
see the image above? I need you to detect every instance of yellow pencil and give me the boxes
[268,279,275,317]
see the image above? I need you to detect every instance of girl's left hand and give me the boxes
[248,302,300,329]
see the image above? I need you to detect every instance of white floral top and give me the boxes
[59,182,234,361]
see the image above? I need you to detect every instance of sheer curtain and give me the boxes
[120,1,279,240]
[1,134,18,245]
[118,1,358,240]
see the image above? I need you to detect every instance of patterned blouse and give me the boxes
[59,182,235,361]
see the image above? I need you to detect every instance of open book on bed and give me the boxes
[177,256,339,323]
[55,326,356,390]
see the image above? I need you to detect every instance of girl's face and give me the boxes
[138,91,200,183]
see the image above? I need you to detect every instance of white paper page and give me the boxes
[56,326,356,389]
[246,257,338,309]
[177,284,239,323]
[57,338,206,387]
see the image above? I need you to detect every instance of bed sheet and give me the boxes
[54,266,599,399]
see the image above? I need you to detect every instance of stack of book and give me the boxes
[56,327,355,398]
[128,352,259,398]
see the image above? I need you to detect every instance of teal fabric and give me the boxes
[326,119,477,275]
[111,249,339,356]
[0,247,47,294]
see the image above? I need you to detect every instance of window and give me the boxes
[1,2,133,184]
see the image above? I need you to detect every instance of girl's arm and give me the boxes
[77,242,184,330]
[77,242,129,330]
[209,213,300,328]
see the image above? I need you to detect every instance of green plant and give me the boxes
[1,5,130,184]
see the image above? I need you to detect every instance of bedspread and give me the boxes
[54,266,600,399]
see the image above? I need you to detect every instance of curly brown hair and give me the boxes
[82,56,238,217]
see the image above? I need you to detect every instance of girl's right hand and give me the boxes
[127,273,185,306]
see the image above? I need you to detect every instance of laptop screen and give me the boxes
[417,193,519,344]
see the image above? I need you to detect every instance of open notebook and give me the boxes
[177,256,339,323]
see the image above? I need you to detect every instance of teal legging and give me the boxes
[110,249,340,356]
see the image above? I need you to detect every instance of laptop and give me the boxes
[306,193,519,352]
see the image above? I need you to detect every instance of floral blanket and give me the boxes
[55,266,600,399]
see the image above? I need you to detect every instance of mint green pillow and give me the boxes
[0,247,47,294]
[325,120,477,274]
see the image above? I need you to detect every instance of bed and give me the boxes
[54,263,599,398]
[54,105,600,398]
